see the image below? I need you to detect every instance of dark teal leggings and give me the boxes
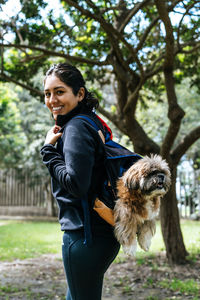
[62,229,120,300]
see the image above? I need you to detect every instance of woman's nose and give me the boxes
[49,94,57,104]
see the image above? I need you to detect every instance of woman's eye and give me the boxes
[45,92,50,98]
[57,90,64,95]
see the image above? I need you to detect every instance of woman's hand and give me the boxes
[44,125,62,145]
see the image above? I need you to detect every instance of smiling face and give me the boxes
[44,74,85,120]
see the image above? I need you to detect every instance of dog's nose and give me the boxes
[158,173,165,183]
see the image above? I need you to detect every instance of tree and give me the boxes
[0,81,53,171]
[0,82,26,168]
[0,81,56,215]
[137,78,200,165]
[1,0,200,263]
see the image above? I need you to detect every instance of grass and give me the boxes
[0,219,199,261]
[133,219,200,262]
[144,276,200,299]
[0,220,62,261]
[0,284,22,293]
[0,219,199,300]
[180,219,200,256]
[0,283,66,300]
[159,278,200,297]
[145,276,200,295]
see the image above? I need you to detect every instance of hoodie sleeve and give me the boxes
[40,118,99,198]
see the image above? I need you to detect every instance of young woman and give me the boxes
[40,63,120,300]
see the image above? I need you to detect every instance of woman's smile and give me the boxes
[52,106,64,113]
[44,75,84,120]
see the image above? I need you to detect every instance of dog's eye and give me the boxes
[148,170,158,177]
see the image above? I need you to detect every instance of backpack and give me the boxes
[73,114,143,245]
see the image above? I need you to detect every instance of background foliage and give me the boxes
[1,0,200,263]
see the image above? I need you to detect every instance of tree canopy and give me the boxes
[1,0,200,264]
[1,0,200,157]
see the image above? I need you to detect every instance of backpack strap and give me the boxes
[71,114,107,246]
[73,114,118,197]
[73,114,105,144]
[81,196,93,247]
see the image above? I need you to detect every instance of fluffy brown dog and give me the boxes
[114,154,171,256]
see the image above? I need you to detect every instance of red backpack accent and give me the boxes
[96,115,113,140]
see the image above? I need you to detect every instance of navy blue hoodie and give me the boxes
[40,105,113,236]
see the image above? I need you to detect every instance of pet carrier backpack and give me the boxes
[73,114,143,245]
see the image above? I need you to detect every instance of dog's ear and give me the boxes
[126,179,139,190]
[122,170,139,190]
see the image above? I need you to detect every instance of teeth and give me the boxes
[52,106,62,111]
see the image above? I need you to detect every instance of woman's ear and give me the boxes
[78,87,85,102]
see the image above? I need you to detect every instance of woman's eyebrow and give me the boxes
[44,86,65,92]
[54,86,65,90]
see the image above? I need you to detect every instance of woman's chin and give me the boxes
[53,114,57,121]
[53,112,62,120]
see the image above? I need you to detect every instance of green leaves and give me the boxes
[0,82,52,174]
[0,83,25,168]
[1,0,200,158]
[19,0,47,19]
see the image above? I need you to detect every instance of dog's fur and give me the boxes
[114,154,171,256]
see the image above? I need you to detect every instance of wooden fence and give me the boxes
[0,168,199,218]
[177,169,200,219]
[0,169,53,216]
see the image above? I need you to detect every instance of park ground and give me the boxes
[0,252,200,300]
[0,219,200,300]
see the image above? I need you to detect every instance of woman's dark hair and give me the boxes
[44,63,99,110]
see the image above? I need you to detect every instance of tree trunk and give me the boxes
[160,166,188,264]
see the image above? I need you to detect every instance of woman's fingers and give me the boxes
[53,125,62,134]
[45,125,63,145]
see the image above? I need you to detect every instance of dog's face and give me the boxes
[122,155,171,198]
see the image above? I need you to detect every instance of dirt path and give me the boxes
[0,253,199,300]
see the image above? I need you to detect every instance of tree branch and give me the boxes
[119,0,151,33]
[172,126,200,164]
[123,78,144,114]
[146,40,200,78]
[97,105,127,134]
[145,52,165,75]
[62,0,144,75]
[177,2,197,49]
[115,77,129,114]
[0,73,43,98]
[84,0,97,9]
[0,43,108,66]
[126,116,160,155]
[136,17,159,51]
[98,104,160,155]
[21,54,47,63]
[0,43,3,74]
[154,0,174,69]
[62,0,119,39]
[11,19,24,44]
[155,0,185,158]
[62,0,131,73]
[107,51,138,83]
[179,43,200,54]
[136,0,182,52]
[145,65,163,79]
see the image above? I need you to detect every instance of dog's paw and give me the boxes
[123,239,137,256]
[148,220,156,236]
[138,231,152,252]
[137,220,156,252]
